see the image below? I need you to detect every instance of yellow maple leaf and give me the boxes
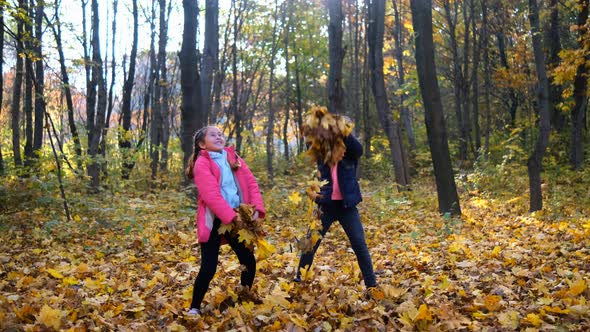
[567,279,586,297]
[256,239,276,260]
[288,191,302,205]
[218,222,234,235]
[415,304,432,321]
[37,304,64,330]
[46,268,64,279]
[237,229,255,245]
[524,313,543,327]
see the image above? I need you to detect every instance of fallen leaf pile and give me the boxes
[0,163,589,330]
[303,105,354,167]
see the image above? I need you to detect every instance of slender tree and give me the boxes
[11,0,25,168]
[482,0,492,154]
[266,0,280,181]
[0,1,4,175]
[547,0,564,131]
[442,0,467,160]
[102,0,118,175]
[392,0,416,150]
[282,0,291,161]
[87,0,108,192]
[119,0,138,179]
[179,0,201,168]
[49,0,82,170]
[201,0,219,123]
[526,0,551,212]
[327,0,345,114]
[32,0,45,165]
[570,0,589,169]
[23,0,34,168]
[367,0,411,190]
[410,0,461,215]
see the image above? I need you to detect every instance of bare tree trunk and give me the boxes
[527,0,551,212]
[211,4,231,125]
[150,0,162,179]
[102,0,118,176]
[410,0,461,215]
[367,0,411,190]
[49,0,82,170]
[495,3,518,126]
[11,0,25,168]
[82,0,96,148]
[461,0,474,159]
[570,0,589,169]
[201,0,219,124]
[470,0,481,155]
[266,0,279,181]
[328,0,345,114]
[282,0,291,161]
[362,0,371,159]
[159,0,172,172]
[24,0,34,169]
[294,53,304,154]
[120,0,138,179]
[482,0,491,155]
[180,0,202,168]
[33,0,45,166]
[443,0,467,161]
[87,0,108,192]
[547,0,565,131]
[392,0,416,150]
[0,2,4,175]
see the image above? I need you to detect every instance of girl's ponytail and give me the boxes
[185,127,210,179]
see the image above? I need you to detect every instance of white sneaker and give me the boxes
[187,308,200,315]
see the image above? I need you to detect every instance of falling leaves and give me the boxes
[302,106,354,167]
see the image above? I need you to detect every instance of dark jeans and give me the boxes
[191,219,256,309]
[297,202,377,287]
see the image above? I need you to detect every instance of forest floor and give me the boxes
[0,162,589,331]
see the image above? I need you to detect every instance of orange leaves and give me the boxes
[303,106,353,167]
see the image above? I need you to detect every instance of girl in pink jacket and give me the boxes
[185,126,265,315]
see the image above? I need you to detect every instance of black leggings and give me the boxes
[190,219,256,309]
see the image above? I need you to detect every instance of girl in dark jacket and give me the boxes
[294,134,377,289]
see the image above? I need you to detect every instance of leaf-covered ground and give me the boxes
[1,163,589,331]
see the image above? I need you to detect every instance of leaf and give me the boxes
[256,239,276,260]
[218,222,234,235]
[483,295,502,312]
[288,191,302,205]
[497,311,520,329]
[237,229,255,245]
[46,268,64,279]
[415,304,433,321]
[567,279,586,297]
[524,313,543,327]
[37,304,65,330]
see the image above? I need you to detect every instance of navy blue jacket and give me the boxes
[316,135,363,208]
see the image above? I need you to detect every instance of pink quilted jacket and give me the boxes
[193,146,265,243]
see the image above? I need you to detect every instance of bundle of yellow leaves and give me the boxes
[218,204,276,260]
[303,106,354,167]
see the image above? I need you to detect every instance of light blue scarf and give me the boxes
[209,150,241,208]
